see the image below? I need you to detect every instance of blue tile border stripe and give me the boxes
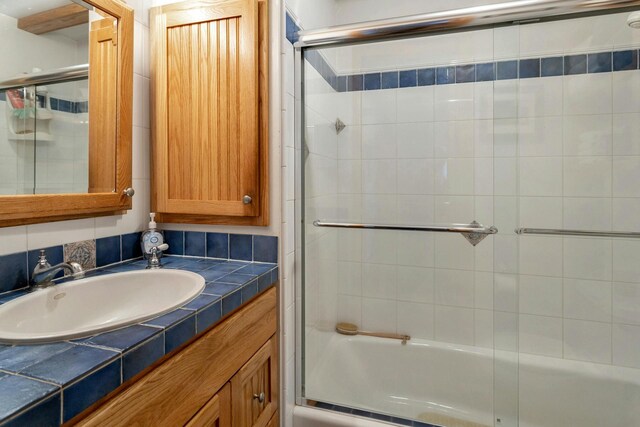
[0,92,88,114]
[313,401,439,427]
[286,12,640,92]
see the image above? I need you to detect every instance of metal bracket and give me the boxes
[461,221,492,246]
[335,118,346,135]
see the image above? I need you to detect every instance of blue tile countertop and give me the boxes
[0,256,278,426]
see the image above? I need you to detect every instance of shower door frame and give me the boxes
[293,0,640,417]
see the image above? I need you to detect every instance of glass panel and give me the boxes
[0,0,118,195]
[300,7,640,427]
[301,27,506,425]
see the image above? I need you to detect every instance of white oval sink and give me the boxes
[0,269,205,344]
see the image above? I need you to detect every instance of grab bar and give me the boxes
[515,228,640,239]
[313,220,497,246]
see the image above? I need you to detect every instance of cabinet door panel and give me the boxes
[152,0,259,217]
[231,337,277,427]
[186,383,231,427]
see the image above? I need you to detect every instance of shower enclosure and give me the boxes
[296,1,640,426]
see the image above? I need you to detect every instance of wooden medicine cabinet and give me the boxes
[0,0,134,227]
[150,0,269,226]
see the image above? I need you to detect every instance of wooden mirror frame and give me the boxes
[0,0,133,227]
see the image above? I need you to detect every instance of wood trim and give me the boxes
[18,4,89,35]
[186,383,232,427]
[0,0,133,228]
[75,287,277,427]
[151,0,269,226]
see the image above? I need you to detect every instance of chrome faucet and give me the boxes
[146,243,169,269]
[30,250,84,291]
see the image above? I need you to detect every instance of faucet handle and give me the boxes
[35,249,51,270]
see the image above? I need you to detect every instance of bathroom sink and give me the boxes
[0,269,205,344]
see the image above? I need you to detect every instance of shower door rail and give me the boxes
[313,220,498,246]
[515,227,640,238]
[295,0,640,47]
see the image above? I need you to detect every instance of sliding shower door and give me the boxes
[299,7,640,427]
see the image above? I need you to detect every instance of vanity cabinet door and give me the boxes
[231,337,278,427]
[186,383,231,427]
[151,0,269,225]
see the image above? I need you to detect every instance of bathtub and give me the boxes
[295,332,640,427]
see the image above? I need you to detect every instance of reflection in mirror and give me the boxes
[0,0,118,195]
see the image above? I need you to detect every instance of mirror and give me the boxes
[0,0,118,195]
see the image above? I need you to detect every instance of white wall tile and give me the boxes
[564,74,612,116]
[362,263,397,299]
[519,275,563,317]
[362,124,396,159]
[612,113,640,155]
[519,236,563,277]
[362,90,397,124]
[337,160,362,194]
[612,156,640,197]
[435,305,475,345]
[474,271,494,310]
[396,122,434,159]
[362,160,397,194]
[613,71,640,113]
[519,197,563,229]
[434,268,475,308]
[397,195,434,225]
[564,115,612,156]
[396,266,434,303]
[613,323,640,368]
[434,158,474,195]
[519,157,562,197]
[396,233,434,268]
[397,86,434,123]
[337,261,362,296]
[613,240,640,283]
[613,198,640,231]
[519,314,563,357]
[397,159,434,195]
[563,157,612,197]
[397,302,434,340]
[519,77,563,118]
[518,117,563,157]
[613,282,640,325]
[434,84,474,121]
[362,297,397,333]
[434,121,474,158]
[564,278,612,322]
[563,198,611,231]
[563,238,612,281]
[494,273,518,312]
[564,319,612,364]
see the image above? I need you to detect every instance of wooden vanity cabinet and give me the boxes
[74,287,278,427]
[150,0,269,226]
[230,337,278,427]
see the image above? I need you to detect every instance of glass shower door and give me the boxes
[299,7,640,427]
[300,28,509,426]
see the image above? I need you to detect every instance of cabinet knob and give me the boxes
[253,392,265,403]
[123,188,135,197]
[243,195,252,204]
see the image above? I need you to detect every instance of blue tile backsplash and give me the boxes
[0,232,277,296]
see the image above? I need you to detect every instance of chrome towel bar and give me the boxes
[313,220,497,246]
[515,228,640,239]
